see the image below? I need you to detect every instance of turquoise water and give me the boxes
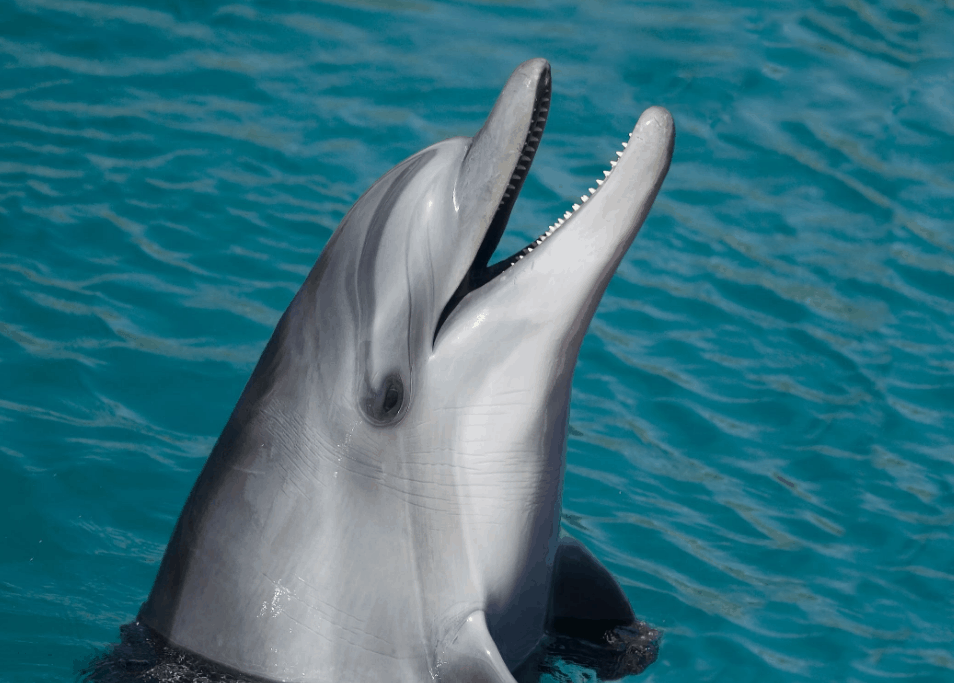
[2,0,953,681]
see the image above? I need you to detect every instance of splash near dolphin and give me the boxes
[87,58,674,682]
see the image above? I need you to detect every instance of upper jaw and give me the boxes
[463,60,551,274]
[436,59,551,339]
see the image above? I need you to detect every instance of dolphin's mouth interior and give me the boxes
[434,72,552,341]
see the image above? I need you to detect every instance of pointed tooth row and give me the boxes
[502,95,551,208]
[491,92,553,269]
[506,133,631,266]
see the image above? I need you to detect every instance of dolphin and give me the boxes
[136,58,674,683]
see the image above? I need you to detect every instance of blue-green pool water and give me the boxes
[2,1,953,681]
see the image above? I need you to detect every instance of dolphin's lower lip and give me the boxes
[435,68,551,339]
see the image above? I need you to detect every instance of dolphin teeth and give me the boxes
[520,127,641,276]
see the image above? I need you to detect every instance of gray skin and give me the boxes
[139,59,674,683]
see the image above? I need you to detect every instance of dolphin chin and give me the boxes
[135,58,674,683]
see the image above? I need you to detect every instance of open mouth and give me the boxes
[433,64,638,344]
[433,61,640,341]
[434,72,552,339]
[424,57,673,349]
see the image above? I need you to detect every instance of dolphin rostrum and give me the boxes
[137,58,674,682]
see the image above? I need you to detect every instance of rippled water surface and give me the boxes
[2,1,953,681]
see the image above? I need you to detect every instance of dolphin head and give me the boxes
[283,60,555,434]
[139,58,674,681]
[284,58,672,459]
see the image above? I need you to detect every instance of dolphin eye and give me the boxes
[363,374,406,425]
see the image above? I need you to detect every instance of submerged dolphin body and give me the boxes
[139,59,674,682]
